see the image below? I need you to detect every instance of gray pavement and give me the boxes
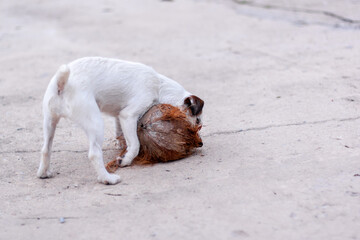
[1,0,360,239]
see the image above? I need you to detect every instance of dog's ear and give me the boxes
[184,95,204,116]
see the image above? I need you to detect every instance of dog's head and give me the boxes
[183,95,204,126]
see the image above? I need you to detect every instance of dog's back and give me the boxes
[46,57,162,118]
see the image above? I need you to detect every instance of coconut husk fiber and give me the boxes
[106,104,203,173]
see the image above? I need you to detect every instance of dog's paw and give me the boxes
[98,173,121,185]
[120,159,132,167]
[37,169,53,179]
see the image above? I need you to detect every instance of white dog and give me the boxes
[37,57,204,184]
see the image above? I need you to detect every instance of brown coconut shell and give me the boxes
[106,104,203,173]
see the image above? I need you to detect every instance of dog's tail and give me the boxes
[55,64,70,95]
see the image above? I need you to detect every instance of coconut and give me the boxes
[106,104,203,173]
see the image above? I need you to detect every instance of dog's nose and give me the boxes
[198,142,203,147]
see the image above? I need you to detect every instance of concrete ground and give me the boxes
[1,0,360,239]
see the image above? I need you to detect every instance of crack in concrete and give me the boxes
[204,116,360,137]
[233,0,360,24]
[20,216,82,220]
[2,116,359,154]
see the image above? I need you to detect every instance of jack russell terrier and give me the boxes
[37,57,204,184]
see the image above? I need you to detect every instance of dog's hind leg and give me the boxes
[37,113,59,178]
[75,100,121,185]
[38,65,70,179]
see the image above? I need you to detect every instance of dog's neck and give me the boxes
[158,74,190,106]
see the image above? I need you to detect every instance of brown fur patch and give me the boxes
[184,95,204,116]
[106,104,203,173]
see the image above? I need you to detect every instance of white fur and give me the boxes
[37,57,199,185]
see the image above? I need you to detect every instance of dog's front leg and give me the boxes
[115,117,122,138]
[114,116,126,149]
[119,112,140,167]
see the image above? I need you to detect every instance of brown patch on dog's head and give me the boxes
[184,95,204,116]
